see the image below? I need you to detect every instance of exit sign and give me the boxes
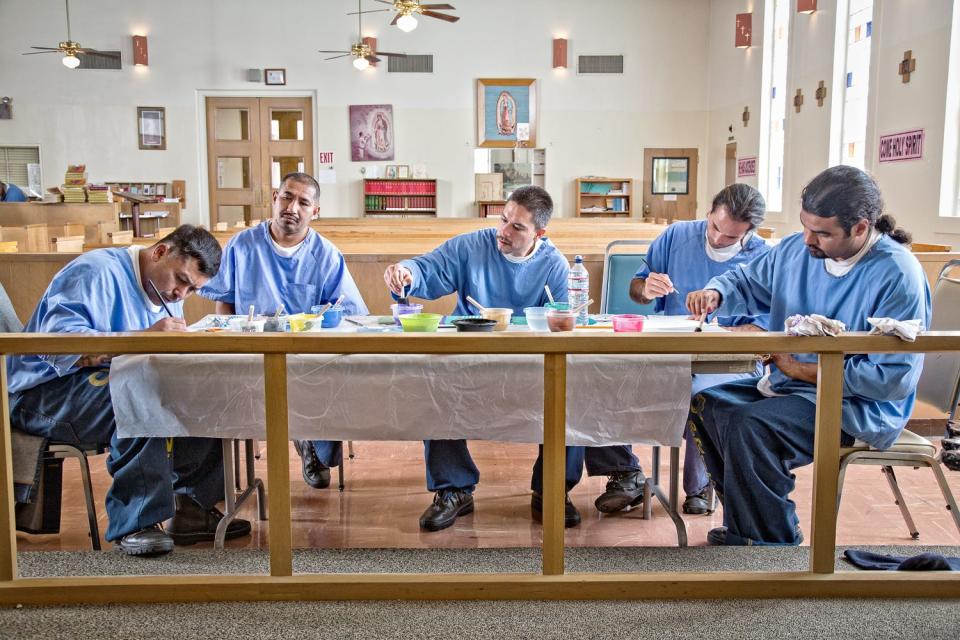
[318,151,335,164]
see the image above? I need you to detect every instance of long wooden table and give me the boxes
[1,331,960,605]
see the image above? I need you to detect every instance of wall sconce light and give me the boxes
[735,13,752,48]
[362,36,377,68]
[797,0,817,14]
[132,35,148,66]
[553,38,568,69]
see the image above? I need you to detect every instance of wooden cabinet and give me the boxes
[477,200,506,218]
[575,178,632,218]
[363,179,437,217]
[118,201,181,237]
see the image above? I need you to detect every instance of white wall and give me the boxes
[0,0,713,225]
[705,0,960,245]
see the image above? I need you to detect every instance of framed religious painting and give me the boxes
[137,106,166,150]
[476,78,537,148]
[350,104,395,161]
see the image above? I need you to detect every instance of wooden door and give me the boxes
[725,142,737,186]
[642,147,699,222]
[206,97,314,226]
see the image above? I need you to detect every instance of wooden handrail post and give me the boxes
[542,353,566,576]
[0,358,17,581]
[810,352,844,574]
[264,353,293,577]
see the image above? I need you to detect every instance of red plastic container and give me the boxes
[612,314,645,332]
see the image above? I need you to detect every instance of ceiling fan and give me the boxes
[320,0,408,70]
[349,1,460,33]
[22,0,114,68]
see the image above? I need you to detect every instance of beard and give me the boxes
[806,244,827,259]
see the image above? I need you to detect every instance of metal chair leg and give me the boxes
[245,439,267,521]
[882,466,920,539]
[233,439,242,491]
[929,459,960,535]
[74,450,101,551]
[347,440,355,460]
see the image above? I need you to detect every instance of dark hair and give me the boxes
[508,185,553,229]
[280,172,321,204]
[801,165,912,244]
[158,225,222,278]
[711,183,766,228]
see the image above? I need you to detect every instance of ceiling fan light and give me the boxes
[397,14,418,32]
[62,54,80,68]
[353,56,370,70]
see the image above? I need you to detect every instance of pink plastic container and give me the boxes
[612,314,645,333]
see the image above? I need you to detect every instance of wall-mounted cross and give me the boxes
[815,81,827,107]
[793,89,804,113]
[742,106,750,127]
[899,50,917,83]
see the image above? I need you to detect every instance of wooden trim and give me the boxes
[810,353,844,573]
[0,332,959,356]
[1,572,958,605]
[0,359,16,581]
[542,354,566,575]
[264,353,292,577]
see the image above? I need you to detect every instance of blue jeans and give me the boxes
[9,368,224,542]
[688,377,854,545]
[424,439,585,494]
[309,440,342,467]
[584,369,763,494]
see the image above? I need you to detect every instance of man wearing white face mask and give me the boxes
[585,184,771,517]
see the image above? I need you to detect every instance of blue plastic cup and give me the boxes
[311,304,344,329]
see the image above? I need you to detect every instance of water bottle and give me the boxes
[568,255,589,326]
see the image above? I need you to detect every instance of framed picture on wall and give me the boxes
[264,68,286,85]
[476,78,537,148]
[137,106,166,150]
[385,165,398,179]
[350,105,395,161]
[397,165,410,179]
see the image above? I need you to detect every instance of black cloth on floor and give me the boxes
[844,549,960,571]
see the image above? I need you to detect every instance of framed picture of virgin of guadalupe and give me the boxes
[476,78,537,148]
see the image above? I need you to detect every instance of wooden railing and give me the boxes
[1,331,960,604]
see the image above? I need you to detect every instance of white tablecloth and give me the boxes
[110,353,693,446]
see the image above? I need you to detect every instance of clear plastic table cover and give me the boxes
[110,353,692,447]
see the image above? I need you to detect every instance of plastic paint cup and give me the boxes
[391,302,423,326]
[524,306,550,332]
[546,309,576,332]
[612,314,646,333]
[480,307,513,331]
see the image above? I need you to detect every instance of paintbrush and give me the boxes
[147,279,175,318]
[247,304,255,322]
[570,298,594,316]
[465,295,487,314]
[397,283,409,306]
[638,257,679,297]
[694,311,708,332]
[274,304,285,319]
[544,284,555,304]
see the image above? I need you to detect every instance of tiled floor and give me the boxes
[15,440,960,552]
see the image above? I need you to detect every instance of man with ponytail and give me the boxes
[685,165,930,546]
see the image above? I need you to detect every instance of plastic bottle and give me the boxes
[568,255,589,326]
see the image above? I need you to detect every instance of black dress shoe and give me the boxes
[418,489,474,531]
[117,523,174,557]
[294,439,331,489]
[594,470,645,513]
[167,495,252,545]
[531,491,581,528]
[682,489,713,515]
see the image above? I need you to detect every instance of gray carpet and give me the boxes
[3,546,959,639]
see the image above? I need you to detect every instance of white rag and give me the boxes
[784,314,846,337]
[867,317,923,342]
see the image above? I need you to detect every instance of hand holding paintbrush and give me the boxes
[145,279,186,332]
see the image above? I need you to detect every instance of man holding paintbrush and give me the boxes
[586,184,770,518]
[7,225,252,556]
[200,172,367,490]
[383,185,582,532]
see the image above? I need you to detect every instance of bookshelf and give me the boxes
[575,177,632,218]
[477,200,506,218]
[363,179,437,217]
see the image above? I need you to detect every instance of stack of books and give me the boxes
[62,164,88,203]
[86,184,113,203]
[43,187,63,203]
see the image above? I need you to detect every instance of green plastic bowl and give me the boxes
[399,312,443,333]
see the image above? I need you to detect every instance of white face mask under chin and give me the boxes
[704,230,750,262]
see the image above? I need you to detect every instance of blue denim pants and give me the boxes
[687,377,853,545]
[9,367,225,542]
[424,439,585,494]
[309,440,342,467]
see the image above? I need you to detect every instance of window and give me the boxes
[759,0,790,213]
[941,0,960,218]
[0,146,41,194]
[836,0,875,169]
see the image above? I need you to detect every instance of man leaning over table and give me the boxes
[382,185,583,532]
[199,172,368,491]
[8,225,251,556]
[586,183,771,518]
[685,165,930,546]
